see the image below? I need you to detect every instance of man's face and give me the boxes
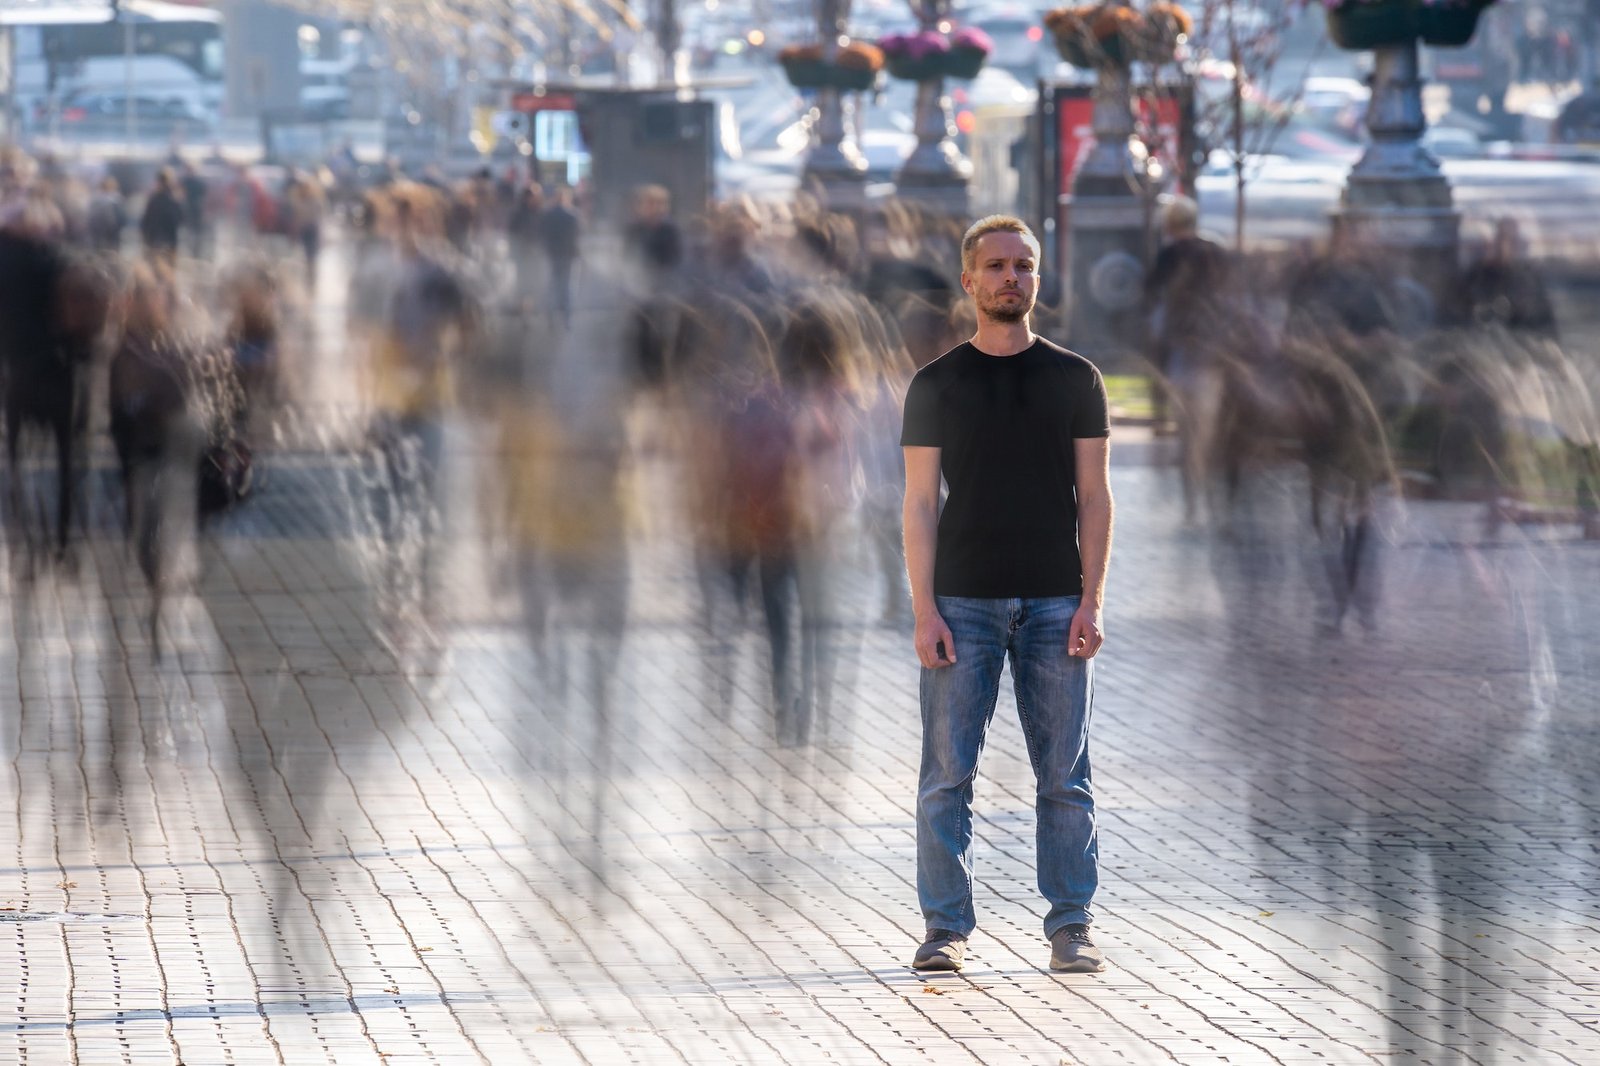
[963,231,1038,325]
[636,190,669,223]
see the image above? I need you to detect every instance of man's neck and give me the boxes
[970,319,1035,357]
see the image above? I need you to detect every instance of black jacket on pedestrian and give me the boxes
[140,189,184,252]
[181,173,207,231]
[538,204,580,263]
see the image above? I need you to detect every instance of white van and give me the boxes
[5,1,223,132]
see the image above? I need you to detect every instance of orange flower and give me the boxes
[1090,6,1141,40]
[779,43,825,62]
[778,40,883,71]
[1146,2,1194,37]
[1044,5,1100,36]
[837,41,886,71]
[1045,2,1189,65]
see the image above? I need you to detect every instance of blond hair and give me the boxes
[1161,195,1199,237]
[961,215,1040,274]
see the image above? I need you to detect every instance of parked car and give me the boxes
[49,91,214,133]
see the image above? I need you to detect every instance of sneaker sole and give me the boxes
[1049,958,1106,974]
[912,956,963,972]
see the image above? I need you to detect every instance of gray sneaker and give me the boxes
[912,929,966,971]
[1049,923,1106,973]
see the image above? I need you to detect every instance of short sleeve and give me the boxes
[1071,364,1111,438]
[900,369,942,447]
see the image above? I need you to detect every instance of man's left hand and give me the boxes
[1068,604,1104,659]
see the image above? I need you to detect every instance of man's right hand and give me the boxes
[914,611,956,669]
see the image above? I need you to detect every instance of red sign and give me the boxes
[1056,93,1184,188]
[1053,86,1187,281]
[510,92,577,113]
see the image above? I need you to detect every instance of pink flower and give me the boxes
[879,29,952,59]
[950,25,995,54]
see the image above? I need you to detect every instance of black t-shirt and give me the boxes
[900,337,1109,598]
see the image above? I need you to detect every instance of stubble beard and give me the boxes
[979,291,1033,324]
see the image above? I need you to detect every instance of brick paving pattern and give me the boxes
[2,433,1595,1065]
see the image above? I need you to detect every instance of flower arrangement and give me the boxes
[878,26,994,81]
[1044,2,1192,69]
[1321,0,1495,49]
[779,40,885,91]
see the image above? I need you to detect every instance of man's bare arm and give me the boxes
[1070,436,1113,657]
[904,445,955,668]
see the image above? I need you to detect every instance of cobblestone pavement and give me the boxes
[2,429,1596,1066]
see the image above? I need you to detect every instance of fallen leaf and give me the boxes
[922,985,946,995]
[417,947,434,953]
[1258,911,1274,918]
[58,881,77,890]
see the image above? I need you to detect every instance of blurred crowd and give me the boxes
[1142,196,1600,633]
[0,143,978,752]
[4,140,1599,755]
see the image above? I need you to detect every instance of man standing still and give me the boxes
[900,216,1113,974]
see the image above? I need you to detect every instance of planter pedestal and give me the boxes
[803,86,869,207]
[1067,64,1156,358]
[1335,41,1459,318]
[894,78,972,213]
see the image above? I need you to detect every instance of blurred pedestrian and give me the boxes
[1458,218,1557,337]
[180,162,208,258]
[797,215,916,623]
[468,166,496,237]
[284,170,326,290]
[1282,231,1404,634]
[623,184,681,289]
[139,168,184,266]
[507,183,546,304]
[87,176,126,254]
[775,291,872,745]
[1,200,97,564]
[365,197,477,620]
[901,215,1112,975]
[444,182,475,253]
[1143,195,1236,520]
[223,262,283,431]
[108,264,205,649]
[701,199,772,298]
[538,186,581,325]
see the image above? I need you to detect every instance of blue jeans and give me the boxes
[917,595,1098,938]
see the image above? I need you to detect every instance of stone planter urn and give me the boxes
[1326,0,1497,312]
[881,13,989,212]
[782,36,884,205]
[1040,1,1188,355]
